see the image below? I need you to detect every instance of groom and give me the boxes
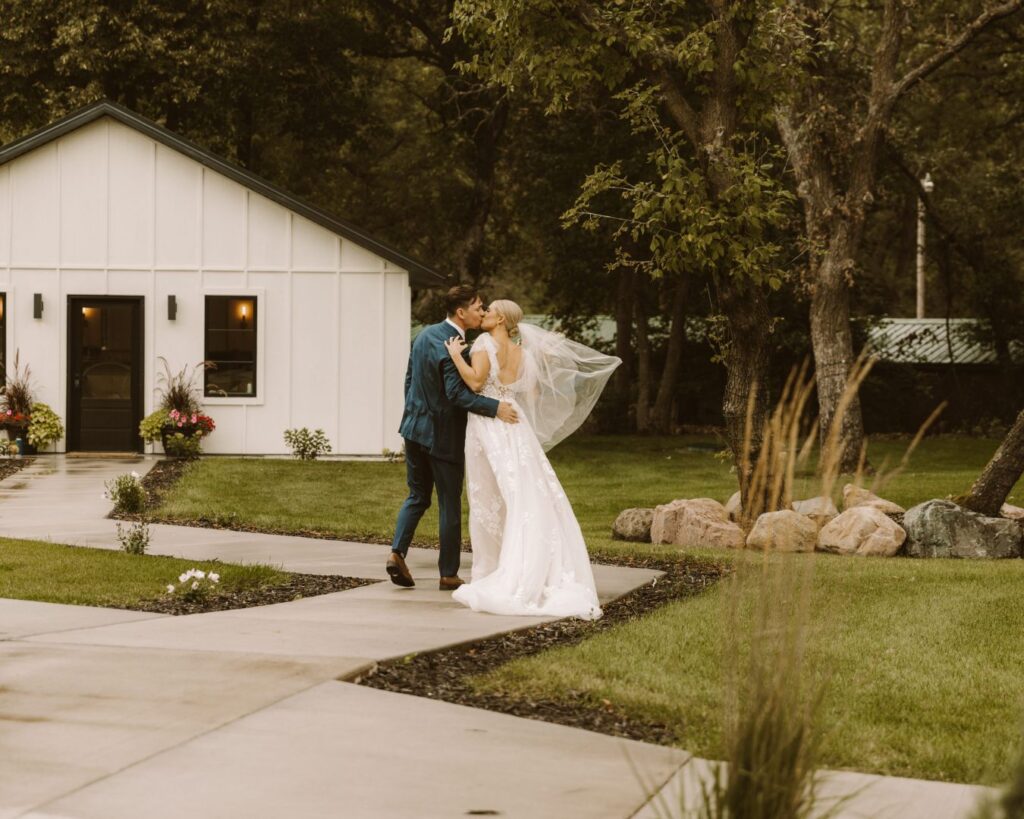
[387,285,519,590]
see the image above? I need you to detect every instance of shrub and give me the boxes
[165,568,220,602]
[27,402,64,449]
[104,471,147,514]
[116,521,149,555]
[284,428,331,460]
[164,431,202,459]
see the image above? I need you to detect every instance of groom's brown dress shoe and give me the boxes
[439,575,465,591]
[386,553,415,587]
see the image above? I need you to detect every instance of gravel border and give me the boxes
[0,456,34,482]
[356,555,727,746]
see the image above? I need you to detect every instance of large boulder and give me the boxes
[842,484,905,515]
[817,507,907,557]
[1002,503,1024,521]
[790,496,838,529]
[651,498,745,549]
[724,491,743,522]
[903,500,1023,559]
[612,508,654,542]
[746,510,818,553]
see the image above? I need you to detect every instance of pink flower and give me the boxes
[191,414,197,423]
[5,410,10,416]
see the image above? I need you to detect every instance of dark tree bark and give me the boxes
[962,408,1024,516]
[634,294,653,433]
[613,268,636,429]
[650,277,688,434]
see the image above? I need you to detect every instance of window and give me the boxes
[204,295,257,397]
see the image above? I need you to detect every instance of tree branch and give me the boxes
[890,0,1024,102]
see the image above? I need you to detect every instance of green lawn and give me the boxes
[149,433,1024,783]
[153,434,1017,551]
[0,538,287,608]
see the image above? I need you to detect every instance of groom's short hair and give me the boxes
[445,284,480,316]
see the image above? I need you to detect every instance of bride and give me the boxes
[443,300,620,620]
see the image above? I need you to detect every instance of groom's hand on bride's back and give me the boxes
[497,402,519,424]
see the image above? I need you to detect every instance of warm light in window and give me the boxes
[82,307,95,319]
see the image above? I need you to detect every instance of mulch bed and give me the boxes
[0,456,34,482]
[119,572,375,616]
[356,554,727,747]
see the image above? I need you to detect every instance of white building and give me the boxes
[0,100,444,455]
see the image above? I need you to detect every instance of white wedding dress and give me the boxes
[452,332,603,620]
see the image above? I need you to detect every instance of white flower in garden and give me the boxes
[166,585,175,593]
[191,581,199,590]
[130,471,140,479]
[179,573,189,583]
[195,570,206,579]
[209,573,220,583]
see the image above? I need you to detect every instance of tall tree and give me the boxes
[454,1,795,503]
[962,408,1024,516]
[774,0,1024,471]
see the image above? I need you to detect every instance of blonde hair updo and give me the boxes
[489,299,523,339]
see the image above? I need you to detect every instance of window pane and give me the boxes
[204,296,256,397]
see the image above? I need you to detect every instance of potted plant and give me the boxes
[0,351,35,452]
[139,358,216,458]
[27,402,64,452]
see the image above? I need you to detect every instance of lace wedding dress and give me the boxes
[452,332,603,620]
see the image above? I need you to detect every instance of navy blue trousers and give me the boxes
[390,438,464,578]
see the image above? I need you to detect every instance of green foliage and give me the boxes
[139,409,171,443]
[155,357,205,415]
[27,402,64,448]
[164,432,202,459]
[104,472,147,514]
[283,427,332,461]
[116,521,150,555]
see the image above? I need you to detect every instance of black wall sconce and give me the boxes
[32,293,43,319]
[168,294,177,321]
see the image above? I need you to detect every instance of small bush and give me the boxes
[139,409,171,443]
[164,431,202,459]
[165,568,220,602]
[104,472,147,514]
[284,428,331,460]
[116,521,150,555]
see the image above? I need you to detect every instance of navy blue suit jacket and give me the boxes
[398,322,499,463]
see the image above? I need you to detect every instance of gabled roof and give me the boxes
[0,100,447,289]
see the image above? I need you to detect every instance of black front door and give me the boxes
[68,297,143,452]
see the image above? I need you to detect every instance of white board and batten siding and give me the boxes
[0,116,410,455]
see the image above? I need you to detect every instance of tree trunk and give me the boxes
[718,277,771,513]
[451,98,508,284]
[961,408,1024,517]
[650,277,688,434]
[612,268,635,430]
[634,297,652,433]
[809,238,868,474]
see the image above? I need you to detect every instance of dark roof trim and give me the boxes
[0,100,447,289]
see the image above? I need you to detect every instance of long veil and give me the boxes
[516,323,621,451]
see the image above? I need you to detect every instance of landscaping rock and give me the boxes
[817,507,907,557]
[724,491,742,522]
[842,483,905,515]
[790,496,838,529]
[903,500,1023,559]
[1002,503,1024,521]
[746,510,818,553]
[612,508,654,542]
[651,498,745,549]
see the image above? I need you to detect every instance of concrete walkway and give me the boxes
[0,457,997,818]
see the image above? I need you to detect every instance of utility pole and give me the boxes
[916,173,934,319]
